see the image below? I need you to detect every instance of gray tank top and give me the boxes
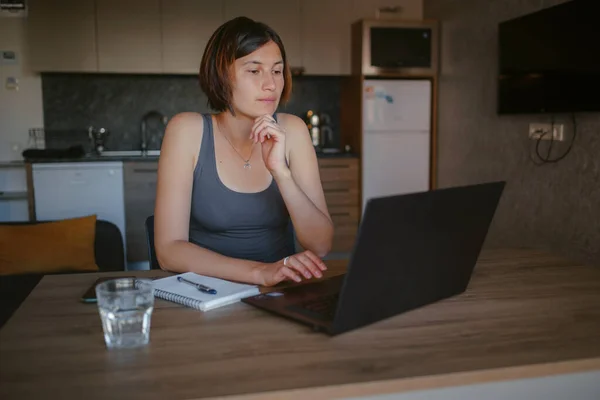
[188,113,295,263]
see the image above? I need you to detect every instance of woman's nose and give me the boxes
[262,73,276,90]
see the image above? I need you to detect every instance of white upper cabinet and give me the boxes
[25,0,423,75]
[161,0,225,74]
[27,0,98,72]
[96,0,162,73]
[224,0,302,68]
[301,0,354,75]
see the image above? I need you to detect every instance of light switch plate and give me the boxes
[5,76,19,91]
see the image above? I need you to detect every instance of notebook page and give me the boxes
[152,272,259,311]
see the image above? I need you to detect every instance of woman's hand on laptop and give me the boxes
[253,250,328,287]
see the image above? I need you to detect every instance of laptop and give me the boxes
[242,181,506,335]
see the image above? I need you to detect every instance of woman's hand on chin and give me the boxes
[250,114,289,177]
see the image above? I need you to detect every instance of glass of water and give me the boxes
[95,278,154,349]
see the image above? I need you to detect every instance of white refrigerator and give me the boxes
[361,79,432,212]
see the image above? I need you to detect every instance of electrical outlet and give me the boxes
[529,123,564,141]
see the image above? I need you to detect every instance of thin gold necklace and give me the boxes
[219,128,255,170]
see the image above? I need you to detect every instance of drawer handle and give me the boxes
[325,188,350,193]
[331,212,351,217]
[133,168,158,173]
[321,164,350,169]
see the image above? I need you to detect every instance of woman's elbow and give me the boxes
[155,241,175,271]
[307,231,333,258]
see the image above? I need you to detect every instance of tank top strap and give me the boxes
[194,113,216,178]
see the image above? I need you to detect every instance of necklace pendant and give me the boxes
[243,162,251,170]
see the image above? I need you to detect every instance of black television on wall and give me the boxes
[497,0,600,114]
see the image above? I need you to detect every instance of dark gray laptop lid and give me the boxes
[332,181,506,335]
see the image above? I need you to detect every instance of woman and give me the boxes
[154,16,334,287]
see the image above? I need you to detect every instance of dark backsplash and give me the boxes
[41,73,343,152]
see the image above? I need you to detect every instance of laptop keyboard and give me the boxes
[286,293,339,322]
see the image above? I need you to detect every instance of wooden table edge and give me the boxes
[205,357,600,400]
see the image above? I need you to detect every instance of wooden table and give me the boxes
[1,249,599,399]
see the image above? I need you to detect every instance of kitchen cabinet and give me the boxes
[319,157,360,254]
[31,162,127,259]
[351,0,423,21]
[0,165,29,222]
[224,0,302,68]
[26,0,97,72]
[301,0,354,75]
[96,0,162,73]
[161,0,225,74]
[123,161,158,263]
[25,0,423,75]
[352,0,423,21]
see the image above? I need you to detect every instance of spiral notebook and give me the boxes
[152,272,260,312]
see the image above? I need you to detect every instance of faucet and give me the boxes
[140,110,168,155]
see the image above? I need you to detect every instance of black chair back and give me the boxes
[95,220,126,271]
[145,216,161,269]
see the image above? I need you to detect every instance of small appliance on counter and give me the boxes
[88,126,110,155]
[304,110,339,153]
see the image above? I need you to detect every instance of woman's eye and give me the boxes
[249,70,259,75]
[273,70,282,75]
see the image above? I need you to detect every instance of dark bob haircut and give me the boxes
[199,16,292,114]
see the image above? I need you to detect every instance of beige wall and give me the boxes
[0,17,44,161]
[425,0,600,267]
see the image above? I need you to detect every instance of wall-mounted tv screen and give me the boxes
[497,0,600,114]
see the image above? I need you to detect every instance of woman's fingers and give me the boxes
[280,266,302,283]
[251,115,281,143]
[250,115,271,140]
[302,250,328,271]
[286,256,313,279]
[287,253,325,279]
[295,253,323,278]
[256,122,282,144]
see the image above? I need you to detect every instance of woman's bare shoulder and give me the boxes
[162,112,205,149]
[166,112,205,137]
[275,112,308,137]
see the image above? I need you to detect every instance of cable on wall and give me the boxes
[529,113,577,165]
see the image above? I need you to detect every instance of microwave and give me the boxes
[351,19,439,77]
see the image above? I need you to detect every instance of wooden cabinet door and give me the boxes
[301,0,353,75]
[26,0,97,72]
[319,157,360,254]
[352,0,423,21]
[124,162,159,262]
[161,0,225,74]
[96,0,162,73]
[224,0,302,68]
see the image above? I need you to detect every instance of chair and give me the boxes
[0,218,126,329]
[145,215,161,270]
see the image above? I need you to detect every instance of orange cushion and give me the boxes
[0,215,99,276]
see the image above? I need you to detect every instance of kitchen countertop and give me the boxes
[0,161,26,168]
[21,151,359,164]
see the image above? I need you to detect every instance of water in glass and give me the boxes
[96,278,154,349]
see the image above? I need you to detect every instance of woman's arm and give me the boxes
[154,113,324,285]
[273,114,334,257]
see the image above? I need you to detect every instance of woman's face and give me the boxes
[229,40,285,118]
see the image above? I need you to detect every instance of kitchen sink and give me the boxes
[98,150,161,157]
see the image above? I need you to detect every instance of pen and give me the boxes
[177,276,218,295]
